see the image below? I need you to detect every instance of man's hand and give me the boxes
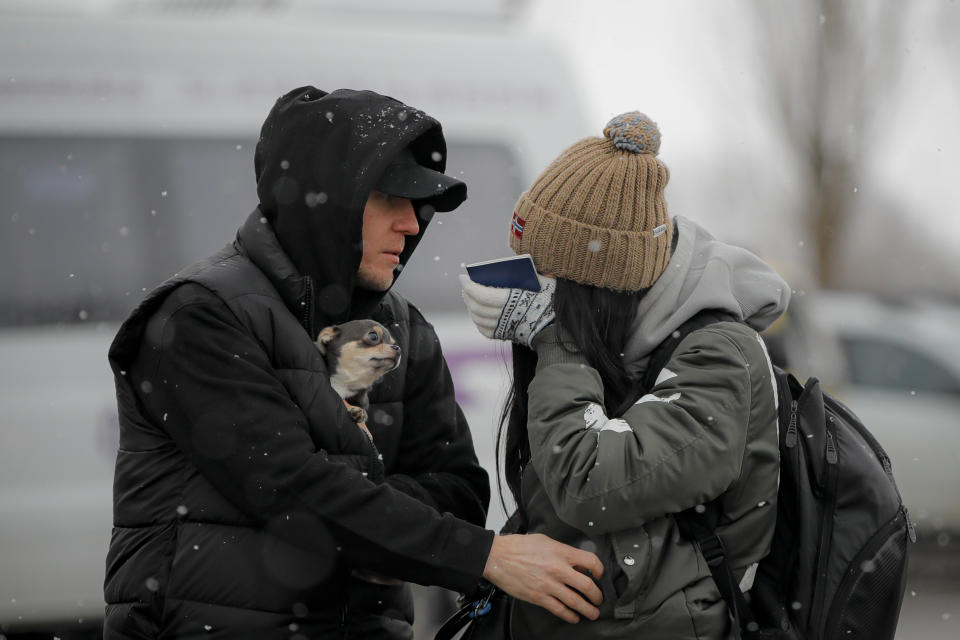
[459,274,556,348]
[482,533,604,624]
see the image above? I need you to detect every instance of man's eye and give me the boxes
[365,331,380,344]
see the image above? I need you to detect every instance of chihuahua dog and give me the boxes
[315,319,401,430]
[316,319,404,587]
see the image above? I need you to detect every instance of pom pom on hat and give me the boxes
[510,109,672,291]
[603,112,661,155]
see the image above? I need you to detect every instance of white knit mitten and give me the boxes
[459,274,556,348]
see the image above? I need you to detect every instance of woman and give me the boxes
[460,112,791,639]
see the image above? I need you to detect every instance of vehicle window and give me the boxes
[1,137,521,326]
[839,335,960,395]
[2,138,150,325]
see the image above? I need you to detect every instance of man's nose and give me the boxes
[395,199,420,236]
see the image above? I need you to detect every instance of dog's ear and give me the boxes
[316,325,340,355]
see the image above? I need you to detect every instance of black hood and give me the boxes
[254,86,462,325]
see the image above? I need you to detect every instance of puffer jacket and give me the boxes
[104,87,493,639]
[511,216,790,640]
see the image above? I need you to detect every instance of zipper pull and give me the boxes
[881,454,893,476]
[825,430,838,464]
[905,507,918,543]
[785,400,799,448]
[302,276,315,336]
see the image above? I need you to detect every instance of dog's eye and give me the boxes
[365,330,380,345]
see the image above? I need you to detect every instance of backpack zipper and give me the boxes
[810,422,840,630]
[825,430,838,465]
[785,400,799,448]
[302,276,314,335]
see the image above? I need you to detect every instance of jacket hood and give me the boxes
[254,86,455,325]
[622,216,791,373]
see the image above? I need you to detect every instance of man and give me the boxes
[104,87,602,639]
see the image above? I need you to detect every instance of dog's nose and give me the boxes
[390,345,401,352]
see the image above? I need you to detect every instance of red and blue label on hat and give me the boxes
[511,211,526,240]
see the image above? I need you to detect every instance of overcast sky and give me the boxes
[521,0,960,294]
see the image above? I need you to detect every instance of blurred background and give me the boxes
[1,0,957,638]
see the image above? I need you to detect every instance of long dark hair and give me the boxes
[496,278,644,514]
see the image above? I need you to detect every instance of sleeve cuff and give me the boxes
[532,325,589,370]
[457,527,496,596]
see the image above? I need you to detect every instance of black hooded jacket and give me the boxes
[104,88,492,639]
[255,87,459,331]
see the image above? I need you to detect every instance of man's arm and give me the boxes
[384,305,489,526]
[388,307,604,623]
[130,285,603,621]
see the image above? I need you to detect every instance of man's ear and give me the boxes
[316,326,340,355]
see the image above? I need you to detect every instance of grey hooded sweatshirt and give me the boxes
[513,216,791,640]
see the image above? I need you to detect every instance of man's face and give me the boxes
[356,190,420,291]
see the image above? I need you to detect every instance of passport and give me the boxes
[465,253,541,291]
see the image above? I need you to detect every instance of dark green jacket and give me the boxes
[511,217,790,640]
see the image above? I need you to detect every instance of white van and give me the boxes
[0,5,588,635]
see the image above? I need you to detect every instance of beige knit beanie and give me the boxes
[509,111,672,291]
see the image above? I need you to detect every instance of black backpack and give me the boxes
[643,311,916,640]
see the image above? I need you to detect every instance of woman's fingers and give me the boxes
[459,274,509,306]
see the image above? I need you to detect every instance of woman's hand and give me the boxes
[459,273,556,348]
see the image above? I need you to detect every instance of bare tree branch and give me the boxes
[746,0,909,287]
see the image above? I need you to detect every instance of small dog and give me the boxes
[316,319,404,587]
[315,319,401,431]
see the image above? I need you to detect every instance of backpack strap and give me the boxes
[674,511,758,638]
[640,310,740,391]
[643,310,759,638]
